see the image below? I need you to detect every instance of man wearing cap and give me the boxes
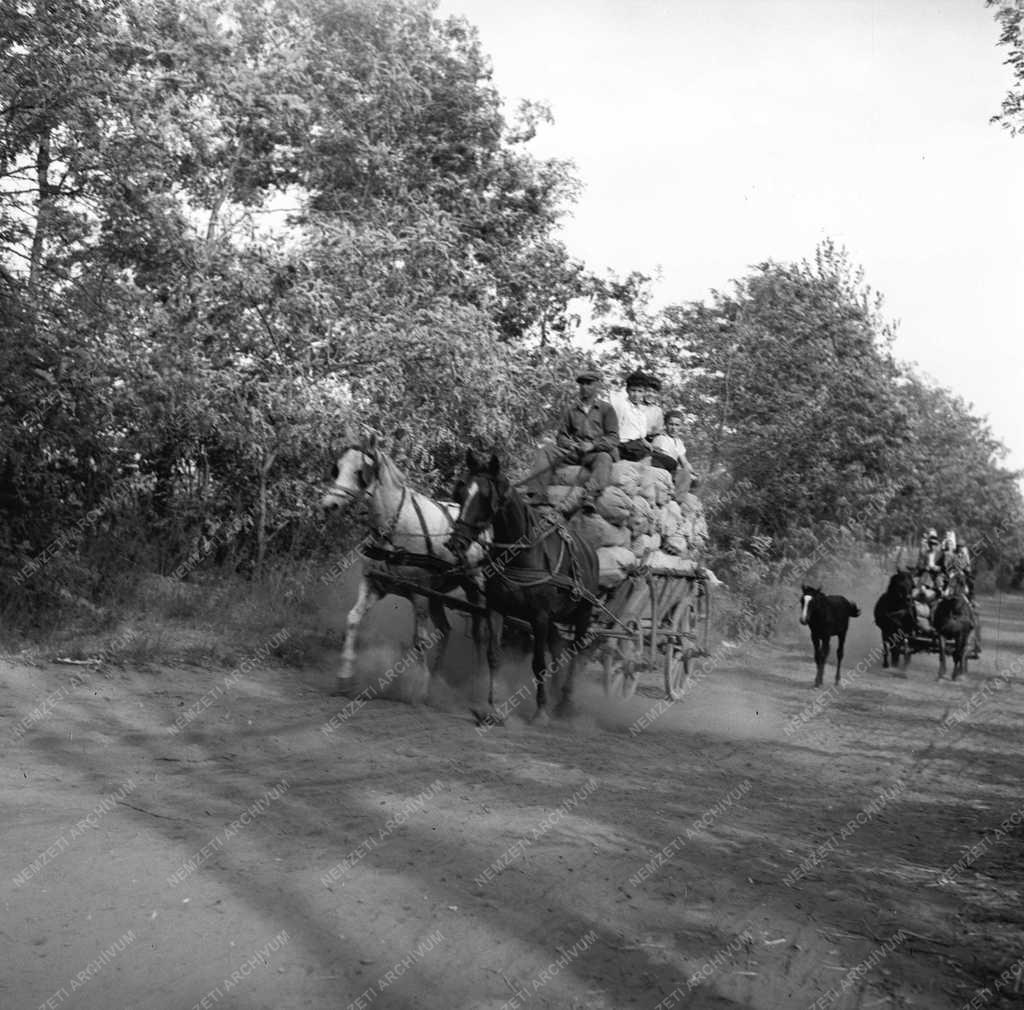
[917,528,941,574]
[609,370,654,462]
[915,527,944,598]
[528,368,619,512]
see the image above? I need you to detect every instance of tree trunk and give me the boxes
[28,131,52,297]
[254,450,277,580]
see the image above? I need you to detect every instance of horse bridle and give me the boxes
[330,446,491,569]
[325,445,406,543]
[450,473,499,555]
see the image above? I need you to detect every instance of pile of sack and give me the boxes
[546,460,709,589]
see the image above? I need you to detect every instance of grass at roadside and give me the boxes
[1,561,355,675]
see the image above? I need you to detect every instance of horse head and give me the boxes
[446,450,507,557]
[799,585,822,626]
[887,569,915,603]
[319,433,382,512]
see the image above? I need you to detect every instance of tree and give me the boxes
[884,373,1024,568]
[988,0,1024,134]
[0,0,590,599]
[597,243,911,548]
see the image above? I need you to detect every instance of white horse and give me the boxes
[319,433,489,703]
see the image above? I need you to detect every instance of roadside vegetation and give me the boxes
[2,0,1022,663]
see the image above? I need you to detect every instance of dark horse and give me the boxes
[872,570,916,671]
[933,570,974,681]
[800,585,861,687]
[447,451,599,725]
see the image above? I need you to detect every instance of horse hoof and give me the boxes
[529,709,550,726]
[470,706,504,727]
[554,700,575,719]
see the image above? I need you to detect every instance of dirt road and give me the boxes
[2,588,1023,1010]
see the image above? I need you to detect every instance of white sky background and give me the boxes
[439,0,1024,474]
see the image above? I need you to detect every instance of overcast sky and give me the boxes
[440,0,1024,474]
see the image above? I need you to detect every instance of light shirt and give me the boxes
[643,403,664,436]
[609,391,650,442]
[651,433,687,465]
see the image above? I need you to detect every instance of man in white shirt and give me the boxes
[609,371,654,461]
[641,374,665,437]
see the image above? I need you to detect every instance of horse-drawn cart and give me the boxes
[874,568,980,680]
[321,435,716,719]
[906,596,981,668]
[591,565,711,700]
[376,558,714,703]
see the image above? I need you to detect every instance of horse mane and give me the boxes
[375,449,406,489]
[495,477,533,536]
[364,448,490,561]
[886,570,914,596]
[464,464,546,552]
[376,450,455,517]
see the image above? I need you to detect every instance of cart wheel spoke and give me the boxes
[664,647,688,700]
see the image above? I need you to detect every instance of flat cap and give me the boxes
[625,369,647,388]
[643,373,662,391]
[576,368,602,383]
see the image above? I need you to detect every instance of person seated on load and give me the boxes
[527,368,619,514]
[609,370,655,462]
[641,373,665,437]
[915,527,944,599]
[650,409,697,499]
[941,529,982,656]
[941,530,971,589]
[952,540,974,597]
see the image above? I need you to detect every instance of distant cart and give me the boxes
[905,604,981,666]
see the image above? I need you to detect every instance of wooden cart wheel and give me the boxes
[663,598,696,700]
[603,644,639,699]
[663,645,688,700]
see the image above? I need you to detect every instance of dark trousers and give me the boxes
[618,439,650,462]
[529,445,613,497]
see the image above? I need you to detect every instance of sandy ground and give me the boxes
[2,584,1023,1010]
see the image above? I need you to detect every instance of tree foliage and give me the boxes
[0,0,589,595]
[988,0,1024,134]
[592,242,1024,566]
[2,1,1021,613]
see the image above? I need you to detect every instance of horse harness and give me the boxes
[485,515,632,632]
[359,469,461,574]
[487,519,581,592]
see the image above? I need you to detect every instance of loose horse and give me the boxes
[799,585,861,687]
[319,433,487,702]
[447,451,599,724]
[933,570,974,681]
[872,570,916,671]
